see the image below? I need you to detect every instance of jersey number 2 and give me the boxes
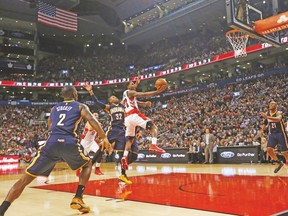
[57,114,66,126]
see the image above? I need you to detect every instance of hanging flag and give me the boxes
[37,1,77,32]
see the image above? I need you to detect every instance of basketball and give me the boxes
[155,78,168,89]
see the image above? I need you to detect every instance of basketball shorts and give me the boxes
[80,139,99,153]
[26,135,90,177]
[125,113,150,137]
[267,132,288,152]
[107,128,126,150]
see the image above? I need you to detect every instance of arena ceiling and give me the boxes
[0,0,226,45]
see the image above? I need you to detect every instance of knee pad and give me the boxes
[146,121,153,130]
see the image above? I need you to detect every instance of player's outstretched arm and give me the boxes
[128,85,166,98]
[137,101,152,107]
[84,84,110,110]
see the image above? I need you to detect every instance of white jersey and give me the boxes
[80,127,97,143]
[123,90,139,113]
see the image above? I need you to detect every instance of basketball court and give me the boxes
[1,162,288,216]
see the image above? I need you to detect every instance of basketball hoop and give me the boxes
[226,29,250,58]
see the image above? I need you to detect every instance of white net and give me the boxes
[226,30,249,58]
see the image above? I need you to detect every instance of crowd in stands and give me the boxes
[0,106,49,160]
[0,66,287,164]
[137,73,287,163]
[1,28,239,82]
[32,31,234,83]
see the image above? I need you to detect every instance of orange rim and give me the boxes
[226,29,249,39]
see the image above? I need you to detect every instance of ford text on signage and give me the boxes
[217,146,259,164]
[220,151,235,159]
[137,148,188,163]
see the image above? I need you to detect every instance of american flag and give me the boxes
[37,1,78,32]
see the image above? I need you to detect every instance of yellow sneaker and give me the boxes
[119,190,132,200]
[119,174,132,184]
[70,197,90,213]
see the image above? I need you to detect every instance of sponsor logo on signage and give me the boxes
[172,154,186,158]
[237,153,255,157]
[7,62,13,68]
[0,157,19,164]
[277,15,288,24]
[137,153,145,159]
[161,153,171,159]
[0,30,5,36]
[220,151,235,158]
[146,154,157,158]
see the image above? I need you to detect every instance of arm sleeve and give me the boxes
[91,94,106,109]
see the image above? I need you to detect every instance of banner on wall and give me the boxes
[136,148,189,163]
[0,155,20,164]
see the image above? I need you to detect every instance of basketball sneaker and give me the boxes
[119,190,132,200]
[75,169,81,177]
[274,161,284,173]
[94,168,104,175]
[70,197,90,213]
[149,145,165,154]
[119,174,132,184]
[121,156,128,170]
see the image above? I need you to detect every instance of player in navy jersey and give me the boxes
[84,84,138,184]
[260,100,288,173]
[0,86,110,216]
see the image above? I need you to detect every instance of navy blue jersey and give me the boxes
[267,112,286,133]
[49,100,82,138]
[107,103,125,129]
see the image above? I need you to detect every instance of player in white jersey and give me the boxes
[121,77,167,170]
[76,113,104,176]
